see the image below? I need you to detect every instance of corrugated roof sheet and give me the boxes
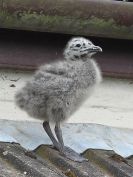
[0,120,133,158]
[0,142,133,177]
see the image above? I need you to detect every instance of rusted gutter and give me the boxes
[0,0,133,39]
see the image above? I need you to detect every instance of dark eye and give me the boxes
[75,44,81,47]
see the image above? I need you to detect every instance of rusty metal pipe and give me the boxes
[0,0,133,39]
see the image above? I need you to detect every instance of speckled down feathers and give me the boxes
[15,38,102,123]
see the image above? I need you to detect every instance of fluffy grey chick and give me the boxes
[15,37,102,162]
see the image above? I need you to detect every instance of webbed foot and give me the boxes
[60,146,87,162]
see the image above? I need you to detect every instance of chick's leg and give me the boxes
[54,121,87,162]
[49,108,87,162]
[43,121,61,150]
[55,122,64,148]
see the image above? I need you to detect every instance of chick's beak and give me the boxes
[89,46,102,53]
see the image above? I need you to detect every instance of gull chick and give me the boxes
[15,37,102,162]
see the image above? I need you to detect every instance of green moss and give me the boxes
[0,10,133,39]
[85,16,131,35]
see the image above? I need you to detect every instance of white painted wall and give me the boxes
[0,69,133,128]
